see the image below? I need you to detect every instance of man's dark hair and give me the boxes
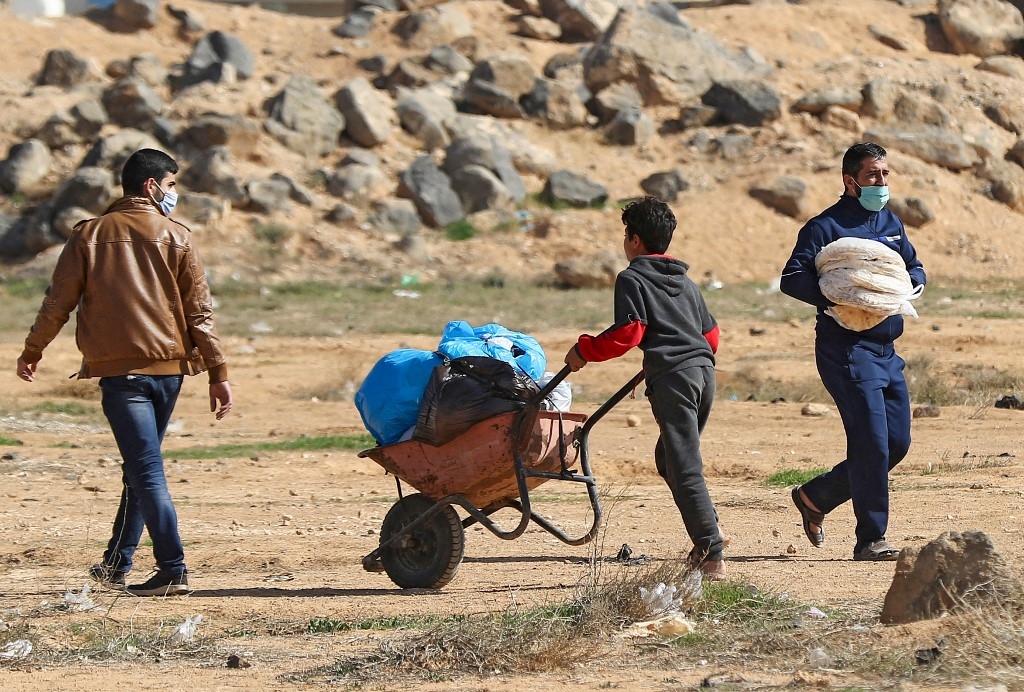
[621,196,676,255]
[842,142,886,178]
[121,148,178,195]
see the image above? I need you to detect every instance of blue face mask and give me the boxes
[853,181,889,212]
[152,184,178,216]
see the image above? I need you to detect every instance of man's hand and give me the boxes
[563,344,587,372]
[210,381,233,420]
[16,357,37,382]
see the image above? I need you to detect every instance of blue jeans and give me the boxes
[100,375,186,576]
[805,338,911,555]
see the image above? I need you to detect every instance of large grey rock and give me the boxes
[334,76,395,148]
[424,45,473,75]
[396,87,457,150]
[333,7,378,38]
[181,112,261,156]
[865,125,980,170]
[792,87,863,115]
[269,172,314,206]
[889,196,935,228]
[893,92,955,129]
[49,167,116,218]
[0,140,52,193]
[392,5,473,49]
[246,178,293,213]
[521,78,589,130]
[52,206,93,240]
[369,198,422,235]
[589,81,642,124]
[584,4,768,107]
[462,80,526,119]
[542,169,608,207]
[450,164,513,213]
[749,175,807,218]
[861,78,902,118]
[37,49,91,88]
[516,15,561,40]
[265,74,345,157]
[179,146,247,203]
[327,161,391,204]
[640,169,689,202]
[539,0,620,42]
[977,156,1024,210]
[985,99,1024,135]
[469,53,538,98]
[397,156,464,227]
[554,250,619,288]
[177,31,254,89]
[604,106,655,145]
[880,531,1016,624]
[80,129,163,175]
[976,54,1024,79]
[443,135,526,203]
[702,79,782,127]
[938,0,1024,58]
[102,77,164,131]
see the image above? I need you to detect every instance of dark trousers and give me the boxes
[647,365,723,561]
[100,374,186,575]
[804,338,911,554]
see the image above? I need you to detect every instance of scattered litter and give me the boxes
[805,607,828,619]
[170,614,204,644]
[249,321,274,334]
[808,646,831,669]
[610,543,650,566]
[63,584,102,612]
[392,290,420,299]
[621,613,696,639]
[516,210,534,232]
[263,574,294,582]
[639,582,683,616]
[227,653,252,668]
[994,395,1024,410]
[0,640,32,659]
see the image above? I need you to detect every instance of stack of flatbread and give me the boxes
[815,237,923,332]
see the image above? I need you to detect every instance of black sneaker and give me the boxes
[125,569,190,596]
[89,563,127,588]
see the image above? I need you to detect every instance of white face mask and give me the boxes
[152,184,178,216]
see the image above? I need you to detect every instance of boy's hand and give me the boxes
[563,344,587,372]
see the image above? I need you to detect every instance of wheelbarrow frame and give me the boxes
[358,365,645,586]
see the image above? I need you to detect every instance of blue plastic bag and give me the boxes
[354,349,443,445]
[436,321,546,380]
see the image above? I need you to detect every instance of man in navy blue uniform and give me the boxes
[780,142,926,561]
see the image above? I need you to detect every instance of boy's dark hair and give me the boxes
[621,196,676,255]
[121,148,179,196]
[842,142,886,178]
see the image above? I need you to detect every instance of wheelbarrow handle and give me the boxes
[529,363,573,407]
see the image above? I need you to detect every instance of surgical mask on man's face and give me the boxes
[853,180,889,212]
[152,184,178,216]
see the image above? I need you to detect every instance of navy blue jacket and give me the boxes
[780,195,926,344]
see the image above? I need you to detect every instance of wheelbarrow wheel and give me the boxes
[380,493,465,589]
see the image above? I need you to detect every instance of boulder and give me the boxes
[640,169,689,202]
[176,31,254,89]
[880,530,1016,624]
[542,169,608,207]
[392,5,473,49]
[450,164,513,213]
[334,76,396,148]
[0,139,52,194]
[539,0,620,42]
[102,77,164,131]
[604,106,655,146]
[80,129,163,175]
[179,146,247,204]
[37,49,92,88]
[888,196,935,228]
[397,155,464,227]
[865,125,980,170]
[749,175,807,218]
[369,198,422,235]
[264,74,345,157]
[554,250,620,288]
[702,79,782,127]
[938,0,1024,58]
[112,0,159,32]
[584,4,768,107]
[521,78,589,130]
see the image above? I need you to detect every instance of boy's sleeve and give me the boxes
[576,273,646,363]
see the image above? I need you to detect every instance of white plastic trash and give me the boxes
[537,371,572,412]
[171,614,204,643]
[0,640,32,659]
[639,582,683,616]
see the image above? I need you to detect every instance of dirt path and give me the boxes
[1,321,1022,689]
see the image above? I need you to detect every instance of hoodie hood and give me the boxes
[628,254,691,297]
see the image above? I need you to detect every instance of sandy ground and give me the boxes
[2,317,1023,689]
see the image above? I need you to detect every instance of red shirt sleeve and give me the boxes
[703,324,719,354]
[577,320,646,362]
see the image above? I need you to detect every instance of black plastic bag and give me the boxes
[414,356,540,447]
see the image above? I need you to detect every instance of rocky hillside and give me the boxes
[2,0,1024,290]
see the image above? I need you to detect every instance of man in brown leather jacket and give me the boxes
[15,148,233,597]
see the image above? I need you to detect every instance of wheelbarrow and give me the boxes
[357,365,645,589]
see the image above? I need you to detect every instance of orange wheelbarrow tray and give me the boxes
[357,365,645,589]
